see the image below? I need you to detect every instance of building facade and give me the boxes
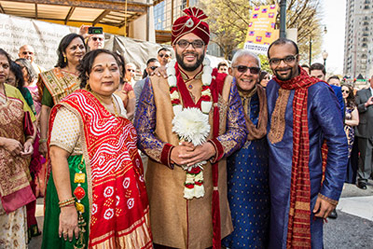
[344,0,373,79]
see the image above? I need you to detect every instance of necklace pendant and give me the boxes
[188,84,193,89]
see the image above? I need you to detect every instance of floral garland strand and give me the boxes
[167,58,213,115]
[168,58,213,199]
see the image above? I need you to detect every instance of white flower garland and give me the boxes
[168,58,213,199]
[167,58,213,115]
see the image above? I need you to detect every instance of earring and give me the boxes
[85,82,91,91]
[63,56,67,63]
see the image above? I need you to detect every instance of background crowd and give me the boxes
[0,7,369,249]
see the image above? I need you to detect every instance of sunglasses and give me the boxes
[233,65,260,74]
[269,55,298,66]
[341,89,349,94]
[176,39,205,49]
[92,37,104,42]
[127,69,135,72]
[149,66,158,70]
[158,53,170,58]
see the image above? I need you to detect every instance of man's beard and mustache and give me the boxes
[274,67,294,81]
[176,52,205,72]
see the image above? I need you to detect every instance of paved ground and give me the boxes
[29,181,373,248]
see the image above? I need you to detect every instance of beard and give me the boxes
[176,51,205,72]
[274,68,294,81]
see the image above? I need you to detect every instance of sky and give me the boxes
[318,0,346,75]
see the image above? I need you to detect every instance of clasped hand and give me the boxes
[3,138,33,157]
[170,141,216,167]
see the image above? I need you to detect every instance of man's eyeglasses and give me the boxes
[91,37,104,42]
[22,51,34,55]
[149,66,158,71]
[158,53,170,58]
[233,65,260,74]
[176,39,205,49]
[341,89,349,94]
[269,55,298,66]
[127,69,135,72]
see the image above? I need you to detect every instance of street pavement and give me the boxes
[29,181,373,248]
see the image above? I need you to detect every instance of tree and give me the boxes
[200,0,323,63]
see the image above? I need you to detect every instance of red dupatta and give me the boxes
[48,89,152,248]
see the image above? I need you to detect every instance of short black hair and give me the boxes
[147,58,158,66]
[78,49,121,89]
[310,63,326,75]
[157,47,171,54]
[217,62,228,70]
[267,38,299,59]
[327,75,340,82]
[56,33,86,68]
[301,64,310,69]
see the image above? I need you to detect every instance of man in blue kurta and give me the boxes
[266,38,348,248]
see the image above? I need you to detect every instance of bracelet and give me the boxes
[39,138,47,143]
[59,197,76,208]
[26,136,35,143]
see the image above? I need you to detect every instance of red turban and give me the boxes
[171,7,210,46]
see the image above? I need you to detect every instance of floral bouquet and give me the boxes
[172,107,211,199]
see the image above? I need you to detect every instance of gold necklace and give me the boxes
[91,92,119,117]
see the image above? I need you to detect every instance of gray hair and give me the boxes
[231,49,261,69]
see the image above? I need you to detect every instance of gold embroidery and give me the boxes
[268,88,291,144]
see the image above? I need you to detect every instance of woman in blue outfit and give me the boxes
[222,50,270,248]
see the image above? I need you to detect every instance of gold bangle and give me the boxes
[59,197,76,208]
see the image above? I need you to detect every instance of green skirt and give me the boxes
[41,155,90,249]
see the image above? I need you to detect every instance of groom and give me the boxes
[134,7,246,249]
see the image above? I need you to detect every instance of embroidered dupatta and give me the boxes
[48,89,152,248]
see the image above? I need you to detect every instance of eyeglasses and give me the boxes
[91,37,103,42]
[269,55,298,66]
[176,39,205,49]
[22,51,34,55]
[341,89,349,94]
[149,66,158,71]
[127,69,135,72]
[232,65,260,74]
[158,53,170,58]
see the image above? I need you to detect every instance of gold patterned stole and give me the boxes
[39,67,80,105]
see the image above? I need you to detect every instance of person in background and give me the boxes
[259,70,271,88]
[157,47,172,67]
[266,38,347,248]
[15,58,40,115]
[41,49,151,248]
[37,33,86,157]
[301,64,310,75]
[310,63,345,120]
[328,75,341,87]
[134,58,160,109]
[341,85,359,184]
[114,54,136,121]
[222,49,270,248]
[0,48,36,248]
[217,61,228,74]
[18,44,45,75]
[355,75,373,190]
[124,62,137,87]
[79,25,105,51]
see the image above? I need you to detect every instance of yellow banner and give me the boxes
[245,5,279,48]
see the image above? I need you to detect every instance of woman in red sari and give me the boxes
[42,49,152,248]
